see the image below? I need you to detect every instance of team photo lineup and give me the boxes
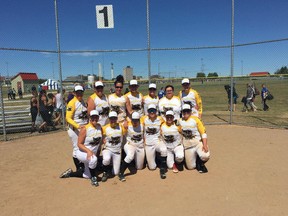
[59,75,210,187]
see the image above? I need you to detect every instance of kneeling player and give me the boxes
[143,104,167,179]
[161,110,184,173]
[118,112,145,182]
[60,110,103,187]
[179,104,210,173]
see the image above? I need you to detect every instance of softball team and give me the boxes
[60,77,210,187]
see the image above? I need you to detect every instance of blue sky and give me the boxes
[1,0,288,80]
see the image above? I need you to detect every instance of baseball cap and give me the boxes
[129,80,138,86]
[148,104,157,110]
[182,104,191,111]
[74,85,84,92]
[95,81,104,87]
[165,110,174,116]
[181,78,190,84]
[108,111,118,118]
[131,112,140,120]
[148,83,156,89]
[90,110,99,116]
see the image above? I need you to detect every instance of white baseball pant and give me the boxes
[123,144,145,170]
[67,128,79,157]
[185,140,210,170]
[167,145,184,169]
[145,141,167,170]
[76,150,98,179]
[102,149,121,175]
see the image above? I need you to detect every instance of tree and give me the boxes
[275,66,288,74]
[196,72,206,78]
[207,72,218,77]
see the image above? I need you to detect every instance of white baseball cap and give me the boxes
[182,78,190,84]
[131,112,140,120]
[165,110,174,116]
[182,104,191,111]
[129,80,138,86]
[90,110,99,116]
[108,111,118,118]
[148,104,157,110]
[74,85,84,92]
[149,83,157,89]
[95,81,104,87]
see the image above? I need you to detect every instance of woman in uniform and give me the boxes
[87,81,110,126]
[125,80,144,119]
[143,83,159,116]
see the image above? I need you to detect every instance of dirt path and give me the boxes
[0,125,287,216]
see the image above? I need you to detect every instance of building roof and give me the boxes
[250,72,270,77]
[12,72,38,81]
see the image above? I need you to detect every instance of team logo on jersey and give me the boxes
[90,137,101,146]
[79,111,88,119]
[162,106,173,115]
[164,135,175,143]
[182,130,195,139]
[131,134,142,142]
[100,106,110,116]
[146,127,157,135]
[67,106,72,111]
[132,104,141,111]
[111,105,120,114]
[110,136,121,145]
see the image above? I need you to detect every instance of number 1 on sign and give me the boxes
[96,5,114,29]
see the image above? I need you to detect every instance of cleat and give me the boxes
[118,173,126,182]
[59,168,72,178]
[198,164,208,173]
[91,177,99,187]
[160,168,166,179]
[172,163,179,173]
[101,172,108,182]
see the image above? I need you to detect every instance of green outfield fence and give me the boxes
[1,0,288,141]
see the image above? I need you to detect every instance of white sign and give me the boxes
[96,5,114,29]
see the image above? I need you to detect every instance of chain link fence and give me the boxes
[1,0,288,140]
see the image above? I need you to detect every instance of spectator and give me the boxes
[12,88,16,99]
[18,87,23,99]
[158,87,165,99]
[30,91,38,133]
[261,84,269,111]
[54,89,66,125]
[224,83,238,112]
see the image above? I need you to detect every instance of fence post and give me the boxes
[229,0,235,124]
[0,80,7,141]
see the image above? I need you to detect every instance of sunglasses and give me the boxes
[115,86,123,89]
[109,117,118,120]
[149,88,156,91]
[96,86,104,89]
[148,109,157,113]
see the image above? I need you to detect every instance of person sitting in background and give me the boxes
[30,91,38,133]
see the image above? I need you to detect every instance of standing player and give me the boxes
[101,111,126,182]
[161,110,184,173]
[125,80,144,118]
[179,78,203,118]
[143,83,159,116]
[108,75,127,123]
[143,104,167,179]
[179,104,210,173]
[158,85,181,121]
[59,110,103,187]
[87,81,110,126]
[65,85,88,172]
[118,112,145,182]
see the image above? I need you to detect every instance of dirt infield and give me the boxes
[0,125,287,216]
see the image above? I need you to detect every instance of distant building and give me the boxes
[250,72,270,77]
[11,72,38,93]
[123,66,133,81]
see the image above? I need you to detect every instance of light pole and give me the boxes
[5,62,9,78]
[91,60,94,75]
